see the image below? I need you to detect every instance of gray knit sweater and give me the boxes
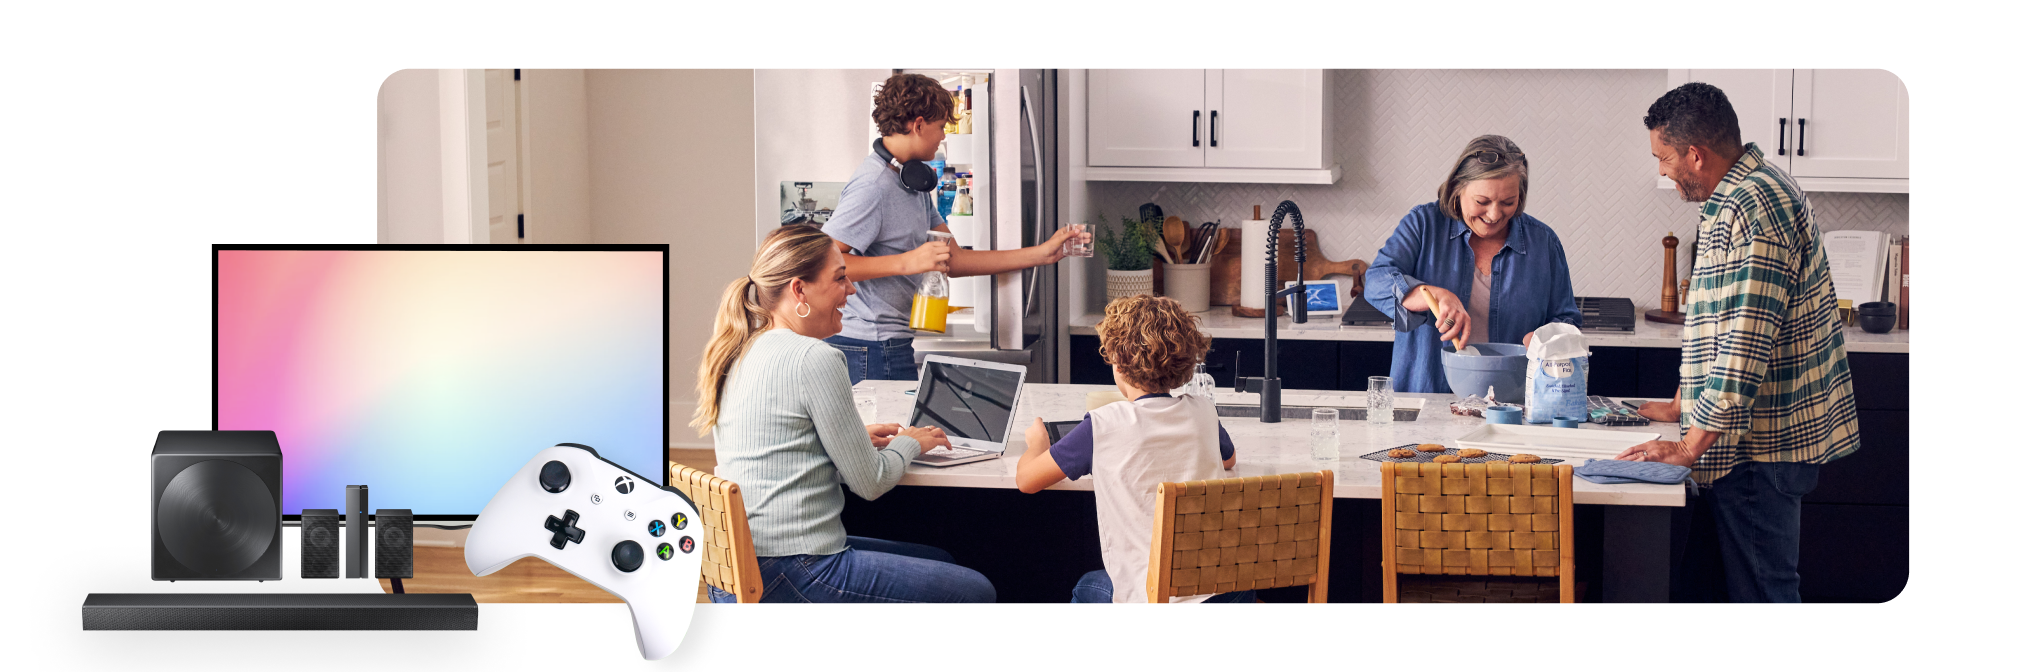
[710,329,923,557]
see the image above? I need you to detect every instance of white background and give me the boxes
[0,1,2014,670]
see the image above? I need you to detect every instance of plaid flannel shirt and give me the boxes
[1678,143,1860,485]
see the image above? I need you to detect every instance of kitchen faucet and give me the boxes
[1233,200,1308,423]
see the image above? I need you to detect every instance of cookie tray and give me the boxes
[1453,424,1660,463]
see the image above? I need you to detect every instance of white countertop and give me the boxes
[866,380,1686,507]
[1068,305,1909,353]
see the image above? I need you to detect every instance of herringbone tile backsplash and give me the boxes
[1086,69,1908,310]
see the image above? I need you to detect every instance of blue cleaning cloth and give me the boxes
[1575,459,1691,485]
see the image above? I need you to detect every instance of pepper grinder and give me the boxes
[1644,232,1686,324]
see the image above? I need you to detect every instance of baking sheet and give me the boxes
[1452,424,1659,462]
[1358,444,1562,466]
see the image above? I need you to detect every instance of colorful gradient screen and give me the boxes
[215,246,667,519]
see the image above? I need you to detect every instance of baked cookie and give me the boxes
[1509,453,1542,463]
[1457,449,1488,459]
[1432,454,1462,463]
[1416,443,1446,453]
[1387,448,1416,459]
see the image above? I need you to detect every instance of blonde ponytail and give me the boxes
[691,224,837,435]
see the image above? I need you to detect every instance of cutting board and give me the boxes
[1211,228,1367,309]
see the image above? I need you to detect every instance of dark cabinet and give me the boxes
[1799,503,1908,603]
[1336,341,1393,391]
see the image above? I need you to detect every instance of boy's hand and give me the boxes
[1026,417,1050,449]
[1034,225,1085,265]
[902,240,951,275]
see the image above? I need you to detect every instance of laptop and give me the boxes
[907,355,1029,467]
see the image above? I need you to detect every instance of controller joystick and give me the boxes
[539,460,571,493]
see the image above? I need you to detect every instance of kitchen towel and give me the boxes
[1575,459,1691,485]
[1586,396,1652,426]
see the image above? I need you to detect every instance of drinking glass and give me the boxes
[1310,408,1341,464]
[853,387,878,425]
[1063,222,1093,258]
[1368,376,1394,426]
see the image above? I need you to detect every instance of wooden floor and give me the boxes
[381,448,721,603]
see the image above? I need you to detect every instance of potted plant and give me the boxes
[1095,214,1158,301]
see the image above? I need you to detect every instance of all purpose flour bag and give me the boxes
[1524,323,1590,424]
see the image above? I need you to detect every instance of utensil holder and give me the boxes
[1161,262,1210,312]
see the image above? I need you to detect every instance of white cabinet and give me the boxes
[1669,69,1907,192]
[1087,69,1337,184]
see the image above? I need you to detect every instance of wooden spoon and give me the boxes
[1163,216,1186,263]
[1419,286,1466,352]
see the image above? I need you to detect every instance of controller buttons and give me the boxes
[614,475,636,495]
[612,540,645,573]
[544,510,586,550]
[656,542,674,561]
[590,492,603,505]
[647,519,666,537]
[539,460,571,493]
[679,536,695,554]
[671,512,688,530]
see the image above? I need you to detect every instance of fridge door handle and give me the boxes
[1020,84,1046,317]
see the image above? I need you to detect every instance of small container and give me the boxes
[1552,416,1583,428]
[1064,222,1093,258]
[1161,262,1210,312]
[1858,301,1897,334]
[1837,299,1855,327]
[1485,404,1523,425]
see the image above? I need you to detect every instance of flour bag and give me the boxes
[1524,323,1591,424]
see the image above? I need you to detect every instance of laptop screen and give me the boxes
[908,359,1024,446]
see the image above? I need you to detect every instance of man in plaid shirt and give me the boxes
[1617,82,1860,603]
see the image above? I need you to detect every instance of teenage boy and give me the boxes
[822,73,1087,384]
[1014,295,1249,604]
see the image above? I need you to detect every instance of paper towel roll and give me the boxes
[1240,217,1271,309]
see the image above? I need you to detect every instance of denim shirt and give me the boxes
[1362,202,1582,394]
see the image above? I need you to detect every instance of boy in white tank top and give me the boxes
[1015,296,1252,603]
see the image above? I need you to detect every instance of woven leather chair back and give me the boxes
[1147,470,1335,603]
[1379,462,1574,603]
[670,463,762,603]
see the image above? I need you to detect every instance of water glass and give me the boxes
[853,387,878,425]
[1309,408,1341,464]
[1368,376,1394,426]
[1063,222,1093,258]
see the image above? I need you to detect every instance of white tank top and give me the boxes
[1088,394,1233,603]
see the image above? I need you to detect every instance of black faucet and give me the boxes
[1233,200,1307,423]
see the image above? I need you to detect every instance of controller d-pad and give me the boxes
[539,460,571,493]
[544,510,586,550]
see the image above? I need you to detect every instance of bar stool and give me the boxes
[1146,470,1335,603]
[1380,461,1575,603]
[670,463,763,603]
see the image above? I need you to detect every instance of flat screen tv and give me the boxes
[214,244,669,521]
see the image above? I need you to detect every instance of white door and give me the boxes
[484,69,522,243]
[1788,69,1908,179]
[1677,69,1794,167]
[1203,69,1327,170]
[1087,69,1207,168]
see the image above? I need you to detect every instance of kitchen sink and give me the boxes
[1214,404,1418,422]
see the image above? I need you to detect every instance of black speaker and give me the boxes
[373,509,413,579]
[300,509,339,579]
[344,485,368,579]
[151,431,282,581]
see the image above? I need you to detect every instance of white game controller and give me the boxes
[467,443,703,660]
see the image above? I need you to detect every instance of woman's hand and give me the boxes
[901,240,952,275]
[894,425,951,452]
[1634,401,1680,423]
[1408,285,1470,345]
[865,423,901,448]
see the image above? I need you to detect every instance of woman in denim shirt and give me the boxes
[1363,135,1582,393]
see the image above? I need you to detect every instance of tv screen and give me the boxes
[214,245,668,520]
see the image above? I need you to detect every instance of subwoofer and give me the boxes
[300,509,339,579]
[151,431,282,581]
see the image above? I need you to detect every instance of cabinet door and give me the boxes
[1788,69,1909,179]
[1087,69,1207,168]
[1203,69,1328,169]
[1675,70,1794,165]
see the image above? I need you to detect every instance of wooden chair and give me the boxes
[1147,470,1335,603]
[669,463,763,603]
[1380,462,1575,603]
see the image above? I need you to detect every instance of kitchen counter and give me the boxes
[1068,304,1909,353]
[865,380,1684,506]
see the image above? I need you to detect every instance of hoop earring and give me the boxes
[795,302,812,318]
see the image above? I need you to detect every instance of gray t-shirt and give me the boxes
[822,152,946,341]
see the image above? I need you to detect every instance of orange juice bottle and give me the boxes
[910,231,953,333]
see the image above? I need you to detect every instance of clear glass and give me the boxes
[1173,362,1215,400]
[1368,375,1394,426]
[853,387,878,425]
[1309,407,1341,464]
[1064,222,1093,258]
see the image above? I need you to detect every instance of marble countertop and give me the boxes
[1068,305,1909,353]
[863,380,1686,507]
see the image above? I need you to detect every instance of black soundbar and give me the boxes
[82,593,477,630]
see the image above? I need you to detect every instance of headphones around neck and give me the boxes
[873,138,938,194]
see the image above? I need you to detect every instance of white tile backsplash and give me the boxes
[1086,69,1907,310]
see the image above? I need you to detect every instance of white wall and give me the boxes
[583,69,757,448]
[752,69,891,244]
[521,69,593,244]
[377,69,442,243]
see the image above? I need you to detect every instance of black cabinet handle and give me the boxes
[1192,110,1200,147]
[1210,110,1218,147]
[1796,118,1806,157]
[1777,118,1787,156]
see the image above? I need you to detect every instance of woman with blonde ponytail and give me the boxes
[694,224,994,603]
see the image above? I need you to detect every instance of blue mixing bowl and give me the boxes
[1441,342,1528,403]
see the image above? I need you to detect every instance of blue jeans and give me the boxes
[824,335,917,385]
[708,536,994,603]
[1676,461,1821,603]
[1071,569,1257,604]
